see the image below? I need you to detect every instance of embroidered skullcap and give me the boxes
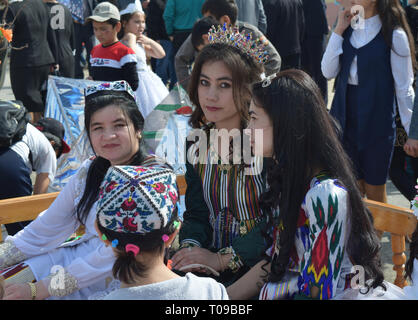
[84,80,136,102]
[119,0,143,15]
[97,166,179,234]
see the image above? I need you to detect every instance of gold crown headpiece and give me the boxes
[208,23,269,64]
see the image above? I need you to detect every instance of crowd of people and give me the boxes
[0,0,418,301]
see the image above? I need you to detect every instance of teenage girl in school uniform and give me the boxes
[322,0,416,204]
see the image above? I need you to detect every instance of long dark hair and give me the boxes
[188,42,263,130]
[75,91,146,225]
[405,225,418,281]
[377,0,417,71]
[253,70,384,290]
[96,209,180,284]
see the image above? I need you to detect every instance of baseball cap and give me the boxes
[34,118,71,154]
[87,2,120,23]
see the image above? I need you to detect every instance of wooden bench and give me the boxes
[0,177,416,289]
[0,175,187,242]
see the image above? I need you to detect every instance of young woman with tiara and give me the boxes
[0,81,168,300]
[118,0,169,118]
[91,165,228,300]
[321,0,416,208]
[227,70,406,300]
[170,24,268,287]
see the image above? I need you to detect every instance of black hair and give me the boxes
[191,16,220,51]
[75,90,146,225]
[252,70,384,293]
[201,0,238,25]
[96,208,180,284]
[42,132,63,158]
[104,18,120,28]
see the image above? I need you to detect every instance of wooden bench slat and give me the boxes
[0,192,59,225]
[365,199,417,236]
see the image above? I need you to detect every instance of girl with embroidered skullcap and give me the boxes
[118,0,169,118]
[170,24,267,288]
[0,81,169,300]
[91,165,228,300]
[227,69,407,300]
[321,0,416,207]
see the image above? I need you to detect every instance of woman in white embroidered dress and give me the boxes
[0,81,166,300]
[226,70,392,300]
[119,2,169,118]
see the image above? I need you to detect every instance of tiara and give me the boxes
[85,80,136,101]
[208,23,269,64]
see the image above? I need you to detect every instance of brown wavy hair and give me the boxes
[377,0,417,71]
[187,43,263,130]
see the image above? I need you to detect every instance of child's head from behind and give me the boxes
[95,165,180,284]
[191,16,220,51]
[88,2,121,45]
[84,81,144,165]
[201,0,238,25]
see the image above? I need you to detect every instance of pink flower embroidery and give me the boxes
[154,182,166,193]
[123,217,137,232]
[121,199,137,211]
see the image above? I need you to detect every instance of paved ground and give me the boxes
[0,41,413,285]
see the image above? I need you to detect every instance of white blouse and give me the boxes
[321,14,415,135]
[7,158,115,299]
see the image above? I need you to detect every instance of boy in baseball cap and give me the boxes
[86,2,139,92]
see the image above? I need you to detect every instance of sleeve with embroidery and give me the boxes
[298,180,349,300]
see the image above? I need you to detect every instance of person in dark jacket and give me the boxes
[262,0,305,70]
[301,0,329,103]
[1,0,58,124]
[147,0,177,89]
[74,0,97,79]
[44,0,75,78]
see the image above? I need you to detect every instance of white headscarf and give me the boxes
[119,0,144,16]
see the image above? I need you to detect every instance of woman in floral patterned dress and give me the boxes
[227,69,387,300]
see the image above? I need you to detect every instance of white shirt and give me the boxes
[93,273,229,300]
[8,159,114,299]
[321,15,415,135]
[10,123,57,182]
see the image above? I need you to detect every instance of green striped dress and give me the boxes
[179,133,268,283]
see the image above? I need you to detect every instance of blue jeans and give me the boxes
[155,40,177,90]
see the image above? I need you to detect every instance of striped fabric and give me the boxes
[0,263,35,286]
[190,142,265,249]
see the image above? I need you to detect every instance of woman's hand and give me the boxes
[137,33,151,46]
[171,247,221,274]
[334,8,355,36]
[3,283,33,300]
